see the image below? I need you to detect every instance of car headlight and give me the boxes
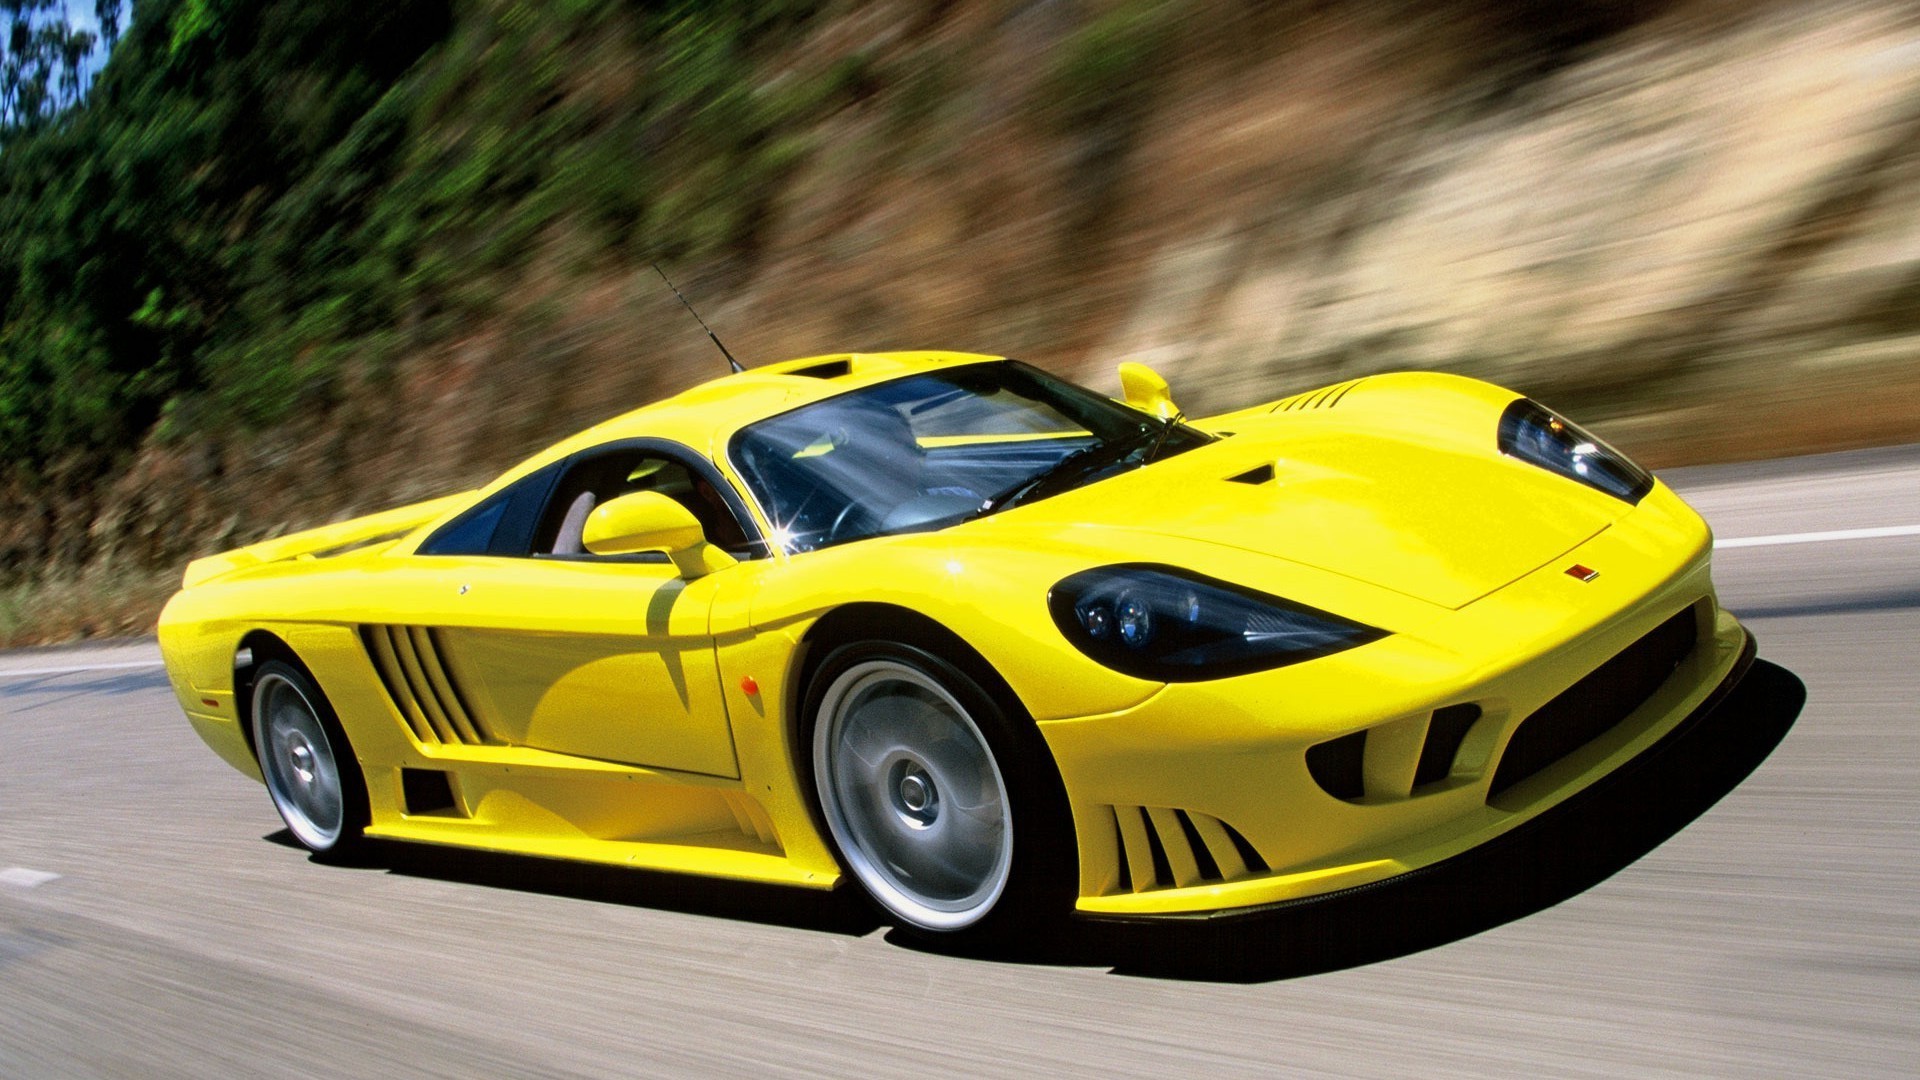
[1047,565,1386,682]
[1498,398,1653,505]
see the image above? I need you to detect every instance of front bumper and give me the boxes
[1038,487,1750,916]
[1089,630,1769,937]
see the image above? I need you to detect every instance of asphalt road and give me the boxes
[2,446,1916,1079]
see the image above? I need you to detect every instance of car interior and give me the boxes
[533,449,752,558]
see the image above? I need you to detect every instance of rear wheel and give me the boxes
[250,659,368,857]
[807,641,1073,940]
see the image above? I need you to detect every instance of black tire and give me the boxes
[804,640,1076,943]
[249,658,369,859]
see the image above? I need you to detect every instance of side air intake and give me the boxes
[360,625,498,746]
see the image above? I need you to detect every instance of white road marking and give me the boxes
[1715,523,1920,549]
[0,659,166,680]
[0,868,61,889]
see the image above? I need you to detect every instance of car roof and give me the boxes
[488,350,1007,489]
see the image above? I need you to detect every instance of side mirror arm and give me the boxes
[667,543,737,579]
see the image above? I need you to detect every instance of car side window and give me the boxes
[532,447,753,559]
[416,462,563,557]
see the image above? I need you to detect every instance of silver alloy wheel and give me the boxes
[813,659,1015,931]
[253,671,346,850]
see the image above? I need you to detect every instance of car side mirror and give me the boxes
[582,491,735,578]
[1118,361,1179,420]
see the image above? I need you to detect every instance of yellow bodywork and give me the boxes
[159,351,1747,916]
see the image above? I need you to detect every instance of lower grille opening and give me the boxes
[401,768,458,815]
[1489,605,1699,799]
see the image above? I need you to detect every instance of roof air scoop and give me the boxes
[786,358,854,379]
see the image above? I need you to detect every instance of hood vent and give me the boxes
[1227,463,1275,485]
[1269,378,1365,414]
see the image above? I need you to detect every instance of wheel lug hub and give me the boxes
[900,772,931,812]
[889,760,938,826]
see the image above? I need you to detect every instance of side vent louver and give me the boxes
[1269,378,1365,414]
[360,625,498,746]
[1106,805,1269,894]
[1228,463,1276,485]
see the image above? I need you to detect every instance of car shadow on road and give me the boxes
[277,659,1804,979]
[266,836,884,938]
[978,657,1807,983]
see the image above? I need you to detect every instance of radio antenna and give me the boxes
[652,262,744,374]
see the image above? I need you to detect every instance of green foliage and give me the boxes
[0,0,855,498]
[166,0,216,57]
[2,0,457,467]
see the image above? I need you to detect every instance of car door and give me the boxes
[389,439,761,778]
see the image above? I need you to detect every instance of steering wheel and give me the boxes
[822,499,866,545]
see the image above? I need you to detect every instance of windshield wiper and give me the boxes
[1142,410,1187,463]
[976,425,1156,515]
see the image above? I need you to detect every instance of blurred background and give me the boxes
[3,0,1918,643]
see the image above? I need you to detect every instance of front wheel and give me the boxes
[807,642,1073,940]
[250,659,368,858]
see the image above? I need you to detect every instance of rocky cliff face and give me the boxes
[1093,0,1920,460]
[680,0,1920,463]
[7,0,1920,641]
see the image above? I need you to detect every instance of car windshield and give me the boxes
[729,360,1209,552]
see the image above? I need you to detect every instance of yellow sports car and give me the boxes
[159,351,1757,940]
